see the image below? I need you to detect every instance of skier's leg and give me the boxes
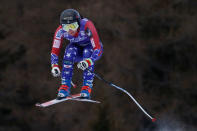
[57,44,78,99]
[80,45,94,99]
[81,65,94,98]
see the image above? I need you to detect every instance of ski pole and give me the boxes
[87,68,156,122]
[71,81,77,88]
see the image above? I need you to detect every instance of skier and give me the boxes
[51,9,103,100]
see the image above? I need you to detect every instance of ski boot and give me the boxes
[80,86,92,99]
[57,85,70,100]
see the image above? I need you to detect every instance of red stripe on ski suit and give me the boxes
[84,20,101,50]
[51,25,63,56]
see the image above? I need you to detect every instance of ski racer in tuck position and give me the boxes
[51,9,103,100]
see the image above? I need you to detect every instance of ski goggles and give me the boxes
[62,22,79,32]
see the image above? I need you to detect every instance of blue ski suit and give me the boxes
[51,18,103,92]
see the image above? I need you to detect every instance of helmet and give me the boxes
[60,9,81,25]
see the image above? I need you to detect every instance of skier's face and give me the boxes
[68,29,78,36]
[62,22,79,32]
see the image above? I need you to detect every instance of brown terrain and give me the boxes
[0,0,197,131]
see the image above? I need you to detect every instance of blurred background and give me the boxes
[0,0,197,131]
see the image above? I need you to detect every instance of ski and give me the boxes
[70,98,101,103]
[35,93,100,107]
[35,93,81,108]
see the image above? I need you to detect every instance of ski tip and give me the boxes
[35,103,42,107]
[95,101,101,104]
[152,118,156,122]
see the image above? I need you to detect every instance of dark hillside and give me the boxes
[0,0,197,131]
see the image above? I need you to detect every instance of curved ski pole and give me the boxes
[87,68,156,122]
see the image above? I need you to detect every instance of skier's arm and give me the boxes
[85,21,102,63]
[51,26,63,66]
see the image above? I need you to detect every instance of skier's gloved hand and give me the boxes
[51,64,61,77]
[77,58,93,71]
[77,60,88,70]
